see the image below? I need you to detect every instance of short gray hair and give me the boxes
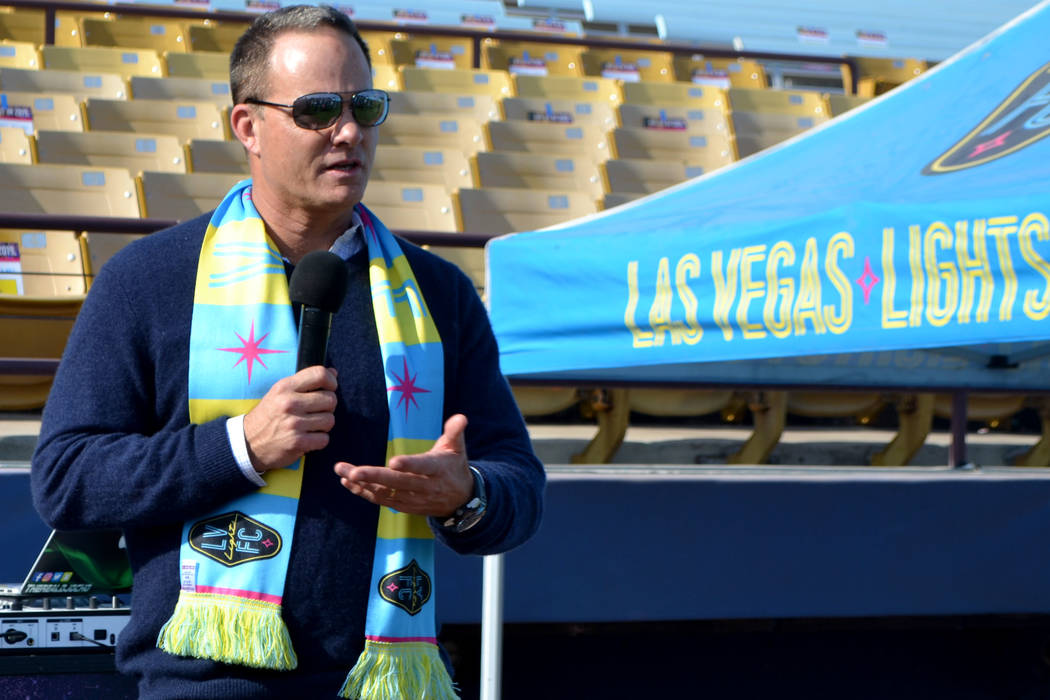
[229,5,371,106]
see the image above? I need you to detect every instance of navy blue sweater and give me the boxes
[30,213,545,699]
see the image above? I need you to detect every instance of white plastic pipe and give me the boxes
[480,553,505,700]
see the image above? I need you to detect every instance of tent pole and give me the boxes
[950,391,968,468]
[480,553,505,700]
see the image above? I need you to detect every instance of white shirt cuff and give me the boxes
[226,414,266,487]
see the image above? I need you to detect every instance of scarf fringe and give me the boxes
[157,590,298,670]
[339,640,458,700]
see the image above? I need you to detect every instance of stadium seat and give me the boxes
[136,170,244,220]
[80,17,189,54]
[83,98,228,143]
[372,63,402,91]
[579,48,674,83]
[41,45,163,80]
[388,89,500,122]
[379,113,485,154]
[672,55,766,89]
[472,151,604,201]
[185,138,246,174]
[0,125,31,163]
[848,57,927,97]
[164,51,228,80]
[513,74,621,105]
[0,292,84,409]
[399,66,514,98]
[610,127,737,168]
[617,102,732,139]
[35,130,187,173]
[359,30,394,65]
[0,162,140,217]
[826,93,870,117]
[389,36,475,71]
[372,145,475,192]
[499,95,617,130]
[453,187,597,234]
[620,80,726,109]
[0,228,85,297]
[0,66,127,100]
[0,40,38,69]
[187,23,248,54]
[601,158,704,195]
[728,87,830,157]
[600,191,642,209]
[481,38,583,77]
[0,7,46,44]
[0,91,84,132]
[485,120,611,162]
[129,75,231,105]
[361,181,457,232]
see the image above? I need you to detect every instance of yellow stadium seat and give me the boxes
[728,87,830,157]
[400,66,513,98]
[617,102,731,139]
[0,228,85,297]
[83,98,228,143]
[0,162,139,217]
[41,45,163,80]
[485,120,611,162]
[372,63,401,91]
[513,74,621,105]
[80,17,188,54]
[379,113,485,154]
[51,10,94,48]
[453,187,597,234]
[481,38,582,77]
[0,40,38,69]
[601,191,642,209]
[826,93,871,117]
[0,66,127,100]
[610,127,737,169]
[372,145,475,192]
[601,158,704,195]
[848,57,927,97]
[130,75,231,104]
[472,151,603,201]
[580,48,674,83]
[136,171,244,220]
[0,8,46,44]
[388,89,499,122]
[35,129,187,173]
[187,23,248,54]
[360,30,395,65]
[0,125,31,163]
[185,138,246,174]
[389,36,474,71]
[362,181,457,232]
[164,51,228,80]
[672,56,767,89]
[499,96,617,130]
[0,290,85,409]
[620,80,727,110]
[0,91,84,132]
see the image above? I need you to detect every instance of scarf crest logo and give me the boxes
[924,61,1050,174]
[188,511,282,567]
[378,559,432,616]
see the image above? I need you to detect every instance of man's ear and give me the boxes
[230,103,261,156]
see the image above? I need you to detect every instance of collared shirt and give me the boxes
[227,214,363,485]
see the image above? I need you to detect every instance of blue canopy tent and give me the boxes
[460,1,1050,636]
[487,1,1050,393]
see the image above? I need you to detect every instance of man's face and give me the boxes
[243,27,377,223]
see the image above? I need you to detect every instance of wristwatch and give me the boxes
[441,466,487,533]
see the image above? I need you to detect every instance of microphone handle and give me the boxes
[296,306,333,370]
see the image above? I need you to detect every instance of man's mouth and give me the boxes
[326,158,361,172]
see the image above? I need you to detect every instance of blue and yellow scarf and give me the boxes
[157,180,456,699]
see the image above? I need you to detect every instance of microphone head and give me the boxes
[288,250,349,313]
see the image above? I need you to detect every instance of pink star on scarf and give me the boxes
[388,356,430,420]
[218,321,288,384]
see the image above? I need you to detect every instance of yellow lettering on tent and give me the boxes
[764,241,795,338]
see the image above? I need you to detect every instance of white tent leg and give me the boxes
[480,553,505,700]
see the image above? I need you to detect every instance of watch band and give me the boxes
[441,465,487,533]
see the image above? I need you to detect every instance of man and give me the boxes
[30,6,545,698]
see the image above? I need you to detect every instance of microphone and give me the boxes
[288,250,349,371]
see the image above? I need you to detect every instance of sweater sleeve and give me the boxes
[31,253,258,532]
[429,270,546,556]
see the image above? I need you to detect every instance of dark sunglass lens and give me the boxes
[351,91,387,126]
[293,93,342,129]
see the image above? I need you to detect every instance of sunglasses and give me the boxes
[245,89,390,130]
